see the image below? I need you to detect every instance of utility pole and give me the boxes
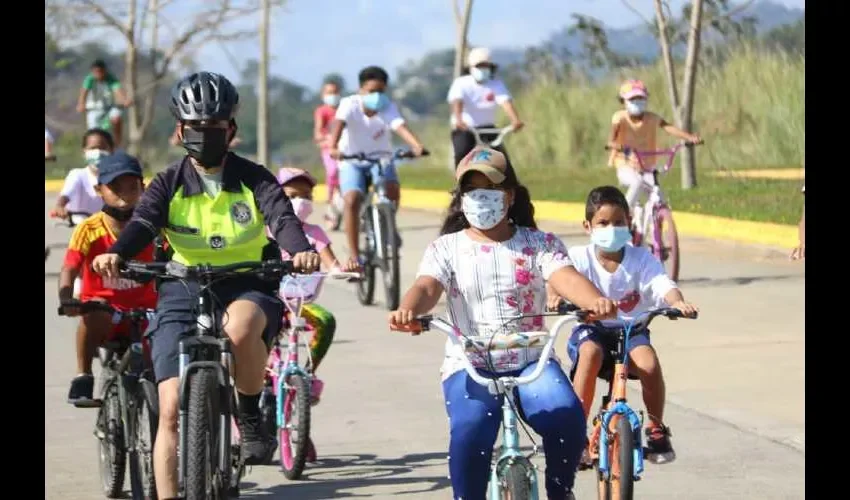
[257,0,270,167]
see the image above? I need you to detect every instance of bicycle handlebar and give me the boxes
[120,259,294,282]
[603,140,703,154]
[339,148,431,163]
[52,211,94,228]
[391,303,586,393]
[57,300,155,323]
[469,125,515,148]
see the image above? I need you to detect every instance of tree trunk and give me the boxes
[452,0,474,79]
[257,0,270,167]
[653,0,681,124]
[449,0,474,170]
[124,0,140,157]
[680,0,704,189]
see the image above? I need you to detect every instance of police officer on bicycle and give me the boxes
[92,71,320,499]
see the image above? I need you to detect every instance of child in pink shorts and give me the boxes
[314,81,343,230]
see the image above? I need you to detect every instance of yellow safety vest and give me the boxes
[164,183,268,265]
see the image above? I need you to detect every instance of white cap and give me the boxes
[467,47,493,67]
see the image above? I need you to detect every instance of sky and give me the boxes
[80,0,805,89]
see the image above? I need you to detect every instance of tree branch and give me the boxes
[80,0,132,40]
[620,0,654,28]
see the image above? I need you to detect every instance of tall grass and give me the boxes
[415,44,805,173]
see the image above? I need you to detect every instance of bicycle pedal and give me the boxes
[73,398,103,409]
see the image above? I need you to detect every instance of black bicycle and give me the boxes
[119,259,293,500]
[58,301,159,500]
[339,149,428,311]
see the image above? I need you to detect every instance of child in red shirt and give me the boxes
[59,152,160,405]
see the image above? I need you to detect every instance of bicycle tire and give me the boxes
[598,416,635,500]
[98,377,127,498]
[278,374,311,480]
[185,369,222,500]
[130,381,158,500]
[502,459,534,500]
[376,203,400,311]
[654,207,680,282]
[357,209,376,306]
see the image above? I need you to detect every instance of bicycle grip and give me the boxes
[389,322,423,334]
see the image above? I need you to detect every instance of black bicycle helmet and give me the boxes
[169,71,239,122]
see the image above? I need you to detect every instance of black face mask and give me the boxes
[181,127,230,166]
[102,204,134,222]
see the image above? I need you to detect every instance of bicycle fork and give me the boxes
[489,391,540,500]
[275,322,310,429]
[597,401,644,480]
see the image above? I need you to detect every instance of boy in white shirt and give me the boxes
[49,128,114,221]
[327,65,427,264]
[554,185,698,465]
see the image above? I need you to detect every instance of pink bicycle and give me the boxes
[261,270,359,479]
[606,141,702,282]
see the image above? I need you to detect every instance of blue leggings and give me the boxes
[442,359,586,500]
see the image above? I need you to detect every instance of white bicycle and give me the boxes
[469,125,516,149]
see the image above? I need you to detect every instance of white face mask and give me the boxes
[290,197,313,222]
[470,67,492,82]
[462,188,507,230]
[84,149,110,166]
[626,99,647,116]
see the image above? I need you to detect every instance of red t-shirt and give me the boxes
[64,212,158,310]
[314,104,336,149]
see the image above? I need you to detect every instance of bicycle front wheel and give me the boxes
[597,416,636,500]
[185,369,222,500]
[653,207,680,282]
[502,460,534,500]
[376,203,400,311]
[357,209,376,306]
[279,374,311,480]
[130,379,158,500]
[97,375,127,498]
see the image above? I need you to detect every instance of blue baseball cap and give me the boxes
[97,151,143,185]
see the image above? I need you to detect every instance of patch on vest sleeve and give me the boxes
[230,201,253,225]
[209,235,226,250]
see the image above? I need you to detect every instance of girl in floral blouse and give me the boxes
[389,147,617,500]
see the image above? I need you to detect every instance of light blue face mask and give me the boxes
[591,225,632,252]
[362,91,390,112]
[84,149,110,167]
[322,94,340,107]
[470,67,492,82]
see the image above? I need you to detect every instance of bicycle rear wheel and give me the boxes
[376,203,400,311]
[501,459,534,500]
[279,374,311,480]
[97,375,127,498]
[652,207,680,282]
[357,209,376,306]
[185,369,222,500]
[596,416,635,500]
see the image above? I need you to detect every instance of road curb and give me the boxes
[45,180,797,248]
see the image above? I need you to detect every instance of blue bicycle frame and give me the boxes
[488,386,541,499]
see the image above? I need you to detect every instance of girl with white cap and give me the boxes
[447,47,525,168]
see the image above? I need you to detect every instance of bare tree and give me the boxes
[452,0,474,79]
[46,0,277,158]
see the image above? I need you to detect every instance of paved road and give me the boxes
[45,196,805,499]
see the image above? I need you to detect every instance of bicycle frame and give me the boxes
[594,325,645,481]
[418,314,581,499]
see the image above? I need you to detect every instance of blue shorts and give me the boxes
[339,160,400,196]
[566,324,651,381]
[147,278,283,383]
